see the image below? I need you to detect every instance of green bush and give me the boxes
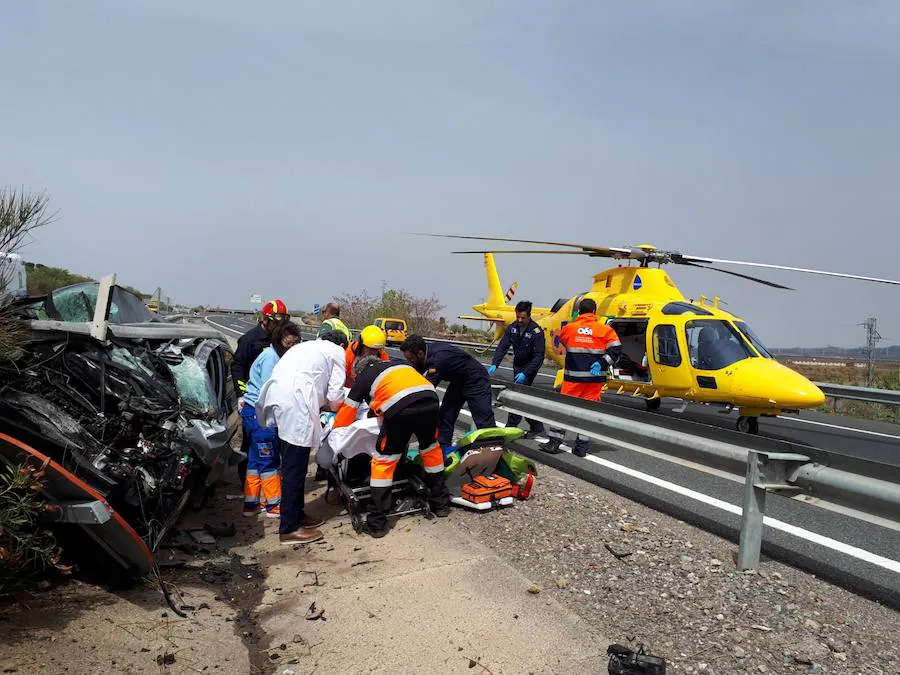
[0,460,70,595]
[24,263,94,295]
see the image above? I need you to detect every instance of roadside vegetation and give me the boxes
[1,189,53,359]
[0,460,71,596]
[0,188,71,593]
[25,262,151,300]
[334,287,445,336]
[784,361,900,422]
[325,287,493,341]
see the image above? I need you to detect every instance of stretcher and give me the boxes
[317,409,432,533]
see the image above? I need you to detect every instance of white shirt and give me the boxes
[255,340,346,449]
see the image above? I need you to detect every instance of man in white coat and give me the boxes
[256,331,349,545]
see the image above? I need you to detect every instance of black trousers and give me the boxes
[506,371,545,433]
[438,375,496,447]
[279,441,311,535]
[369,400,450,532]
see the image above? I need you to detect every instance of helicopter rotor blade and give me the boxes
[674,254,900,286]
[678,261,794,290]
[450,249,614,257]
[411,233,642,258]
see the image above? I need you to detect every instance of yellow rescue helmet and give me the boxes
[359,325,387,349]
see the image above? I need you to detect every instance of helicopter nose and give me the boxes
[732,359,826,409]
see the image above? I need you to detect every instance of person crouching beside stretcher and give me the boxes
[334,355,452,538]
[240,321,301,517]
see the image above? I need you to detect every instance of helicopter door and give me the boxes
[647,322,692,391]
[606,319,651,383]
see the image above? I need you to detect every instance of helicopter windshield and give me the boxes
[735,321,773,359]
[685,320,755,371]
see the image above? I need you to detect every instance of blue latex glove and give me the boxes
[487,365,498,375]
[514,372,527,384]
[590,361,602,376]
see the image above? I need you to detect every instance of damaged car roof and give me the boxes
[15,281,227,340]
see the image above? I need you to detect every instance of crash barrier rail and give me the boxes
[490,384,900,569]
[815,382,900,407]
[297,326,497,352]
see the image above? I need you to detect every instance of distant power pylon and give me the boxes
[858,317,883,387]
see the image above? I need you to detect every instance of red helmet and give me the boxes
[261,299,289,321]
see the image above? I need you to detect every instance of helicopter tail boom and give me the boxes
[484,253,507,309]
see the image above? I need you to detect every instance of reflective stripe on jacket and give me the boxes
[335,360,437,428]
[318,317,351,340]
[559,313,622,384]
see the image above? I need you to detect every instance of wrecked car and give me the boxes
[0,279,239,576]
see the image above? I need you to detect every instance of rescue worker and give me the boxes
[547,298,622,457]
[232,299,290,395]
[400,335,496,449]
[256,330,349,545]
[345,324,390,387]
[317,302,352,341]
[231,299,290,482]
[335,355,451,537]
[487,300,546,436]
[240,321,301,518]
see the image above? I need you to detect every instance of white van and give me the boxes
[0,252,27,304]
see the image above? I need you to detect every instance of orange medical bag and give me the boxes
[460,474,513,504]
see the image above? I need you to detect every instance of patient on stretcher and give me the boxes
[316,395,380,470]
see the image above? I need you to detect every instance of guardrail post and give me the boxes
[737,450,766,570]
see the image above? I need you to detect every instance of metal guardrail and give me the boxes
[491,385,900,568]
[815,382,900,407]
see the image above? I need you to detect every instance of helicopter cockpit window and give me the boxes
[652,324,681,367]
[661,302,713,316]
[735,321,773,359]
[685,320,754,371]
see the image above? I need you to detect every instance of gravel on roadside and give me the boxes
[451,464,899,675]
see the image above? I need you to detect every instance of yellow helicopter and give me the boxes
[422,234,900,434]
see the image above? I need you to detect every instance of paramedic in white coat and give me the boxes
[256,330,349,545]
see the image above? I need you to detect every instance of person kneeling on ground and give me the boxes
[240,320,301,518]
[334,355,451,538]
[256,330,349,545]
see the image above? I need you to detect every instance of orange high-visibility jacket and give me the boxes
[558,313,622,400]
[335,360,437,428]
[344,341,389,387]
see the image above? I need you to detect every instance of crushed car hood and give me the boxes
[0,282,239,557]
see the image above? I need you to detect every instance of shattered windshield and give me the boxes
[29,283,155,323]
[167,356,217,413]
[685,319,755,371]
[735,321,773,359]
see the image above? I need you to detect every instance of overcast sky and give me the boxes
[3,1,898,348]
